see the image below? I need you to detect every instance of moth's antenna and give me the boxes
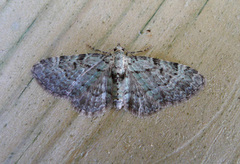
[86,44,110,55]
[126,46,152,55]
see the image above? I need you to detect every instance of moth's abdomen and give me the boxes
[111,54,129,109]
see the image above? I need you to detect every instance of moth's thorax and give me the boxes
[113,51,128,74]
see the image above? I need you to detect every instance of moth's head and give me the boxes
[113,43,125,53]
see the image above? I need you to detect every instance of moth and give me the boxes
[32,44,205,116]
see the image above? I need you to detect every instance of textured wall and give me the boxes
[0,0,240,163]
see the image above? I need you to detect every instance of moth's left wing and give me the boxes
[32,53,113,115]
